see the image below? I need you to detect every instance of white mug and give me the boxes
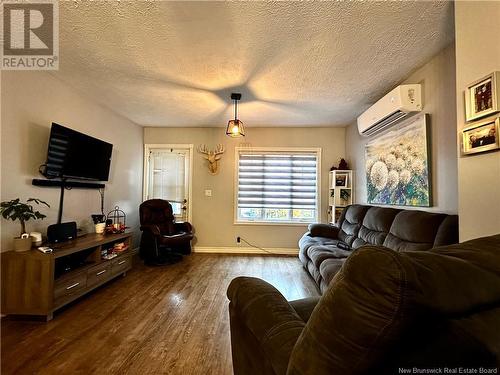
[95,223,106,234]
[29,232,43,246]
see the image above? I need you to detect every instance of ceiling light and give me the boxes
[226,93,245,137]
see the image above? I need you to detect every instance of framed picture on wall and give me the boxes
[465,71,500,122]
[365,114,431,207]
[461,116,500,155]
[335,174,348,187]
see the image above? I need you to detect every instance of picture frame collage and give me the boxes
[462,71,500,156]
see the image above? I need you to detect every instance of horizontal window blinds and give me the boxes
[238,153,318,210]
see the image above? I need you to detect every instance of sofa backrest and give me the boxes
[383,210,454,251]
[337,205,370,246]
[337,205,458,251]
[351,206,401,249]
[433,215,459,247]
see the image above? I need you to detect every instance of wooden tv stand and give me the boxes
[1,232,133,321]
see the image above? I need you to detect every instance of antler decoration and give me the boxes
[197,144,225,175]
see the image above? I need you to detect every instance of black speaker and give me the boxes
[47,222,77,243]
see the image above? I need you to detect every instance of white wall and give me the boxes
[345,44,458,214]
[455,2,500,241]
[1,71,143,251]
[144,127,345,249]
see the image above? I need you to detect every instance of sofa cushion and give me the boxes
[352,206,401,249]
[300,235,344,251]
[299,235,338,266]
[383,210,447,251]
[337,205,370,246]
[319,258,346,288]
[306,261,322,285]
[308,247,351,269]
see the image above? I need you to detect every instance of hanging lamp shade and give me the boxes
[226,93,245,137]
[226,119,245,137]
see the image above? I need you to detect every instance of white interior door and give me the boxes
[145,146,192,222]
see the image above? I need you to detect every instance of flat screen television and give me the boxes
[43,123,113,181]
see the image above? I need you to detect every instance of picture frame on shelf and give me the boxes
[461,116,500,156]
[335,174,348,187]
[465,71,500,122]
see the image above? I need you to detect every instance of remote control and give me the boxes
[37,246,53,253]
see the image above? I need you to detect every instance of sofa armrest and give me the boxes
[227,277,306,375]
[140,224,161,236]
[308,223,340,239]
[174,221,193,233]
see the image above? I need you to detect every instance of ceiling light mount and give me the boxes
[226,92,245,138]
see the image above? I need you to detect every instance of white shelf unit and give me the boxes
[328,170,354,224]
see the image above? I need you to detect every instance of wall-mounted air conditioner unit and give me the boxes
[357,84,422,136]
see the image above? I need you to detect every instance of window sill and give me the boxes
[234,221,313,226]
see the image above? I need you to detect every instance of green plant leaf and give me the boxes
[1,197,50,225]
[28,198,50,207]
[1,206,14,218]
[25,212,36,220]
[34,212,46,219]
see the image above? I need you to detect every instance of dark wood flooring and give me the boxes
[1,254,318,375]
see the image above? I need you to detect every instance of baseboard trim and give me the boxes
[193,246,298,255]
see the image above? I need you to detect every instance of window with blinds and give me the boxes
[236,148,320,224]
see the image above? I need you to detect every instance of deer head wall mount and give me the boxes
[197,144,225,175]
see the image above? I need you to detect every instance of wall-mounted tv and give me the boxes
[43,123,113,181]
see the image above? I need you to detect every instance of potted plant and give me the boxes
[1,198,50,252]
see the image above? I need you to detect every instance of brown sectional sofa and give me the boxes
[299,204,459,292]
[227,234,500,375]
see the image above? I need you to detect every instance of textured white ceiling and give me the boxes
[54,1,454,127]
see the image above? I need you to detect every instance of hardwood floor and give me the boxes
[1,254,319,375]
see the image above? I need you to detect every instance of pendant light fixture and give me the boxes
[226,93,245,137]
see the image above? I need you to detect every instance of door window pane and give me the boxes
[147,149,189,221]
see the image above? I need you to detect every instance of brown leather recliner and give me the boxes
[227,234,500,375]
[139,199,193,265]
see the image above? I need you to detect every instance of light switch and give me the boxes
[205,189,212,197]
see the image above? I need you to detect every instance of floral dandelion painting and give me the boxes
[365,114,431,207]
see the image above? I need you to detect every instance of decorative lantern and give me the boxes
[106,206,126,233]
[225,93,245,137]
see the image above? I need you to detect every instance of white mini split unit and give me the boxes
[357,84,422,136]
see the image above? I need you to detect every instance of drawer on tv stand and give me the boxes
[112,255,131,275]
[54,271,87,304]
[87,262,113,288]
